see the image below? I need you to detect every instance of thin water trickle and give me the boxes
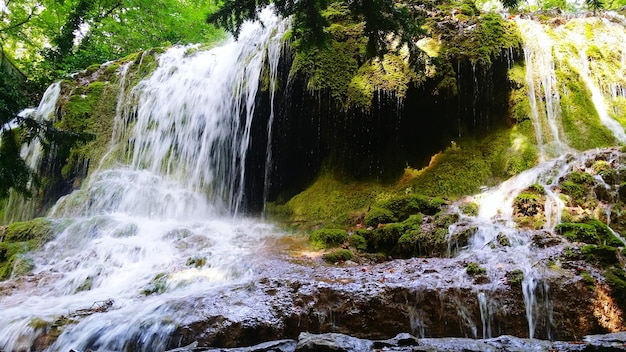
[457,147,626,339]
[516,19,568,160]
[578,49,626,143]
[477,292,492,339]
[0,9,288,351]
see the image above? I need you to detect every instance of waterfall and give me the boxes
[0,9,288,351]
[2,82,62,224]
[565,19,626,144]
[516,19,568,160]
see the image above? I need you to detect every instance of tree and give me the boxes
[500,0,522,10]
[1,0,224,88]
[207,0,426,58]
[585,0,604,12]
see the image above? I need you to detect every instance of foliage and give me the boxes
[1,0,223,90]
[441,13,521,66]
[501,0,522,10]
[309,228,348,249]
[208,0,425,58]
[585,0,604,12]
[0,129,31,198]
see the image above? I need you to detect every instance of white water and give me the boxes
[2,82,62,224]
[463,147,625,338]
[0,9,288,351]
[516,19,569,160]
[578,50,626,143]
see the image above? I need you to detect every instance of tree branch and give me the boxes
[0,8,35,33]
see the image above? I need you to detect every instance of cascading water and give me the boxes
[0,9,288,352]
[2,82,62,224]
[516,19,568,160]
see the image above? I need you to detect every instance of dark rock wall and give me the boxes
[244,48,521,213]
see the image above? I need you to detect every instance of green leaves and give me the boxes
[585,0,604,12]
[208,0,426,58]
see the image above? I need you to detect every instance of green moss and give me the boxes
[86,63,101,74]
[348,234,367,251]
[580,271,596,291]
[309,228,348,249]
[347,53,422,109]
[280,172,385,230]
[409,144,492,198]
[289,2,366,107]
[103,63,120,76]
[557,60,617,150]
[369,222,406,252]
[364,207,397,227]
[141,272,167,295]
[592,160,611,173]
[0,218,67,280]
[620,182,626,202]
[396,227,449,258]
[459,202,479,216]
[599,169,618,185]
[556,219,622,247]
[506,269,524,287]
[0,241,34,279]
[374,193,444,222]
[322,249,353,263]
[4,218,53,243]
[605,267,626,310]
[443,13,522,66]
[466,262,487,276]
[186,256,207,268]
[581,244,619,267]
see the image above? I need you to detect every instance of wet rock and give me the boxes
[165,332,626,352]
[372,332,420,348]
[532,230,564,248]
[166,339,297,352]
[295,332,372,351]
[584,331,626,350]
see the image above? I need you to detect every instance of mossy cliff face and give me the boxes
[252,1,525,214]
[269,13,626,231]
[2,49,162,224]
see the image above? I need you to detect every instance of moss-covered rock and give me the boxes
[0,218,57,280]
[309,228,349,249]
[506,269,524,288]
[348,233,367,251]
[581,244,620,267]
[4,217,53,243]
[322,249,353,264]
[556,219,622,247]
[466,262,487,276]
[364,207,397,227]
